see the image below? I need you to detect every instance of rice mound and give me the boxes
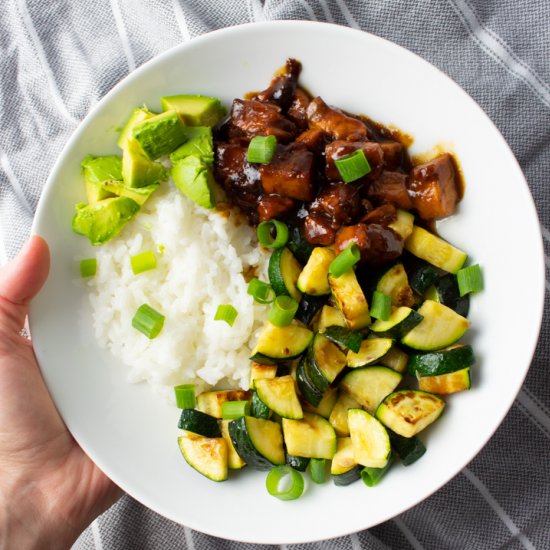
[87,181,269,399]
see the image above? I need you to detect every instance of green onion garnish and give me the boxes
[329,243,361,277]
[256,219,289,249]
[214,304,238,326]
[174,384,195,409]
[247,135,277,164]
[79,258,97,278]
[266,465,304,501]
[361,454,394,487]
[130,250,157,275]
[370,291,392,321]
[132,304,165,339]
[247,278,276,304]
[334,149,371,183]
[221,400,250,419]
[457,264,483,296]
[268,295,299,327]
[309,458,327,484]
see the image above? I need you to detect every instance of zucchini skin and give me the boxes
[287,224,314,264]
[370,307,423,339]
[178,409,221,437]
[296,356,324,407]
[361,452,394,487]
[404,254,443,295]
[286,454,310,472]
[250,390,271,419]
[322,326,362,353]
[407,345,475,376]
[388,430,426,466]
[295,293,327,325]
[332,465,362,486]
[433,274,470,317]
[228,416,283,470]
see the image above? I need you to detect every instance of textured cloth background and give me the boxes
[1,1,549,549]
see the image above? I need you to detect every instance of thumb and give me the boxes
[0,235,50,332]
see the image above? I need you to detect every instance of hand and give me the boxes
[0,236,122,550]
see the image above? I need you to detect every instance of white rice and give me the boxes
[86,181,270,400]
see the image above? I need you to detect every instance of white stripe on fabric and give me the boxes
[293,0,318,21]
[109,0,136,72]
[0,151,33,216]
[448,0,550,109]
[393,517,425,550]
[15,0,78,123]
[350,532,362,550]
[541,225,550,243]
[317,0,335,23]
[172,0,191,42]
[266,0,318,20]
[462,467,536,550]
[90,519,104,550]
[184,526,196,550]
[249,0,267,22]
[333,0,360,29]
[517,388,550,438]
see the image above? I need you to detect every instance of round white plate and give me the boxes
[29,21,544,544]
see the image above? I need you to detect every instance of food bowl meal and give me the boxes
[29,21,544,544]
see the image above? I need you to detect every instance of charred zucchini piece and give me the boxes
[329,270,371,330]
[295,293,327,325]
[249,362,277,389]
[388,209,414,240]
[375,263,414,308]
[379,345,409,373]
[387,429,426,466]
[268,247,302,301]
[347,338,393,368]
[303,386,338,419]
[196,389,251,418]
[317,305,347,332]
[286,454,310,472]
[340,366,402,415]
[297,246,335,295]
[417,367,471,394]
[178,433,228,481]
[255,375,303,419]
[296,356,324,407]
[250,390,271,419]
[404,254,443,295]
[348,409,391,469]
[228,416,285,470]
[329,392,361,437]
[401,300,469,351]
[287,223,314,264]
[376,390,445,438]
[370,306,423,339]
[251,321,313,361]
[282,412,337,459]
[425,273,470,317]
[307,333,347,389]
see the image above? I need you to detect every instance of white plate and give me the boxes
[29,21,544,544]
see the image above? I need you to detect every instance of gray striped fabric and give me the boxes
[1,1,549,548]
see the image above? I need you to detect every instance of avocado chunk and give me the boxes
[160,95,226,127]
[72,197,140,245]
[132,110,186,160]
[171,155,216,209]
[170,126,214,165]
[101,181,159,206]
[82,155,122,203]
[122,138,167,188]
[117,106,156,150]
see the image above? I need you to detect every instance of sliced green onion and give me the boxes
[221,400,251,419]
[247,278,276,304]
[214,304,238,326]
[79,258,97,278]
[130,250,157,275]
[132,304,165,339]
[309,458,327,484]
[174,384,195,409]
[334,149,371,183]
[370,291,392,321]
[266,465,304,501]
[329,243,361,278]
[457,264,483,296]
[256,220,289,249]
[268,295,299,327]
[361,454,394,487]
[247,135,277,164]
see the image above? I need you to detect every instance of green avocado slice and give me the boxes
[171,155,215,209]
[132,110,187,160]
[122,139,167,188]
[170,126,214,165]
[160,94,226,127]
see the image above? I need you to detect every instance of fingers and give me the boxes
[0,235,50,332]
